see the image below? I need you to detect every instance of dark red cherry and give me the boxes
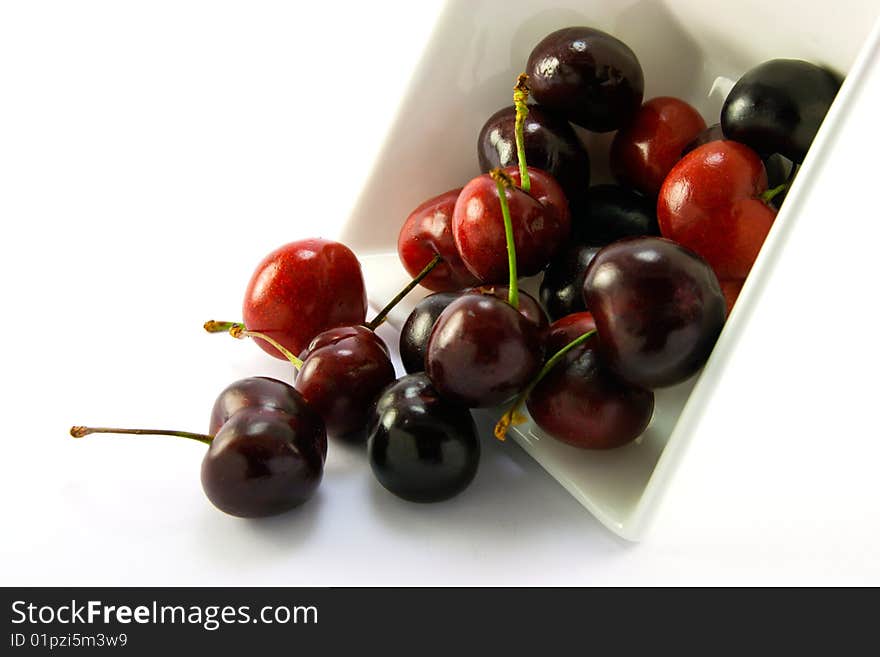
[545,312,596,354]
[242,238,367,360]
[572,184,659,245]
[399,291,462,374]
[295,325,395,440]
[526,27,644,132]
[73,377,326,518]
[201,406,324,517]
[610,96,707,197]
[539,243,600,321]
[527,333,654,449]
[583,237,726,388]
[478,105,591,211]
[397,189,481,292]
[452,171,570,282]
[368,374,480,503]
[426,294,544,408]
[210,376,327,462]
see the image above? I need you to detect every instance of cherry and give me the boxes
[399,291,461,374]
[241,238,367,360]
[397,189,481,292]
[368,373,480,503]
[477,103,590,211]
[539,243,600,321]
[721,59,842,163]
[71,377,325,518]
[295,325,395,440]
[453,169,569,283]
[657,140,777,282]
[426,293,543,408]
[545,312,596,354]
[399,286,546,376]
[210,375,327,461]
[583,237,726,388]
[610,96,707,197]
[526,27,644,132]
[526,333,654,450]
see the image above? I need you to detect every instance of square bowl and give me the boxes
[339,0,880,539]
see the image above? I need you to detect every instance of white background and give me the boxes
[1,1,879,585]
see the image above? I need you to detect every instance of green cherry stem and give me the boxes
[365,253,442,331]
[490,168,520,310]
[513,73,531,194]
[494,329,597,441]
[203,320,304,369]
[228,325,304,370]
[761,164,799,204]
[70,426,213,445]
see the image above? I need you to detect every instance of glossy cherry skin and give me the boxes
[452,171,570,283]
[527,334,654,450]
[210,376,327,461]
[545,311,597,355]
[465,285,548,331]
[540,243,600,321]
[400,287,546,376]
[243,239,367,360]
[572,184,659,245]
[478,105,591,211]
[720,279,745,315]
[399,291,461,374]
[527,27,644,132]
[201,380,325,518]
[658,140,776,281]
[503,166,571,229]
[684,124,794,209]
[426,294,544,408]
[397,189,481,292]
[295,326,395,440]
[368,374,480,503]
[721,59,842,163]
[610,97,707,197]
[583,237,726,388]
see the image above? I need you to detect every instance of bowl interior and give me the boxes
[340,0,879,538]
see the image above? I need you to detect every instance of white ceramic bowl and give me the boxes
[339,0,880,539]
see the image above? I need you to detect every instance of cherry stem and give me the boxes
[203,320,240,334]
[366,254,442,331]
[494,329,597,441]
[761,164,798,204]
[70,426,213,445]
[231,326,304,370]
[760,183,788,204]
[490,168,519,310]
[513,73,531,194]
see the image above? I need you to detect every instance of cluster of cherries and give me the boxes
[72,27,840,519]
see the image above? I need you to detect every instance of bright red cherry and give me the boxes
[242,239,367,360]
[295,325,395,440]
[610,96,707,197]
[452,169,570,283]
[397,189,481,292]
[657,141,777,281]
